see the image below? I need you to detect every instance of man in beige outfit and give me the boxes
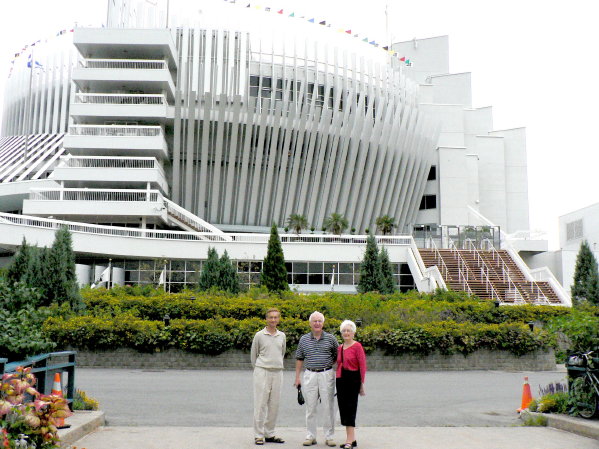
[251,308,286,445]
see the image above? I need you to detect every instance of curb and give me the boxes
[58,410,105,447]
[520,410,599,440]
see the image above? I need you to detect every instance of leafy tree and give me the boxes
[571,240,599,305]
[287,213,309,234]
[261,224,289,293]
[358,234,382,293]
[219,250,240,294]
[44,227,82,310]
[375,215,396,235]
[198,247,221,291]
[378,247,396,294]
[323,213,349,235]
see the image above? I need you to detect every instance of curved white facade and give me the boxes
[0,6,439,234]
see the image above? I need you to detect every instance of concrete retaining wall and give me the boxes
[75,348,555,371]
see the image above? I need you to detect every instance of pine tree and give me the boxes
[571,240,599,305]
[6,237,33,285]
[219,250,240,294]
[261,224,289,293]
[198,247,221,291]
[357,234,382,293]
[45,227,82,310]
[378,246,396,294]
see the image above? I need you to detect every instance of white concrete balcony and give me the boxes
[63,125,168,159]
[23,188,166,218]
[73,59,175,102]
[73,28,177,70]
[52,156,169,194]
[70,93,169,123]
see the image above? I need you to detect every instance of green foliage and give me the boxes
[287,213,309,234]
[571,240,599,305]
[198,247,221,291]
[261,224,289,293]
[72,389,100,411]
[219,250,240,294]
[375,215,396,235]
[6,237,34,285]
[357,234,382,293]
[0,305,55,361]
[43,226,82,310]
[521,413,547,426]
[378,247,395,294]
[323,213,348,235]
[567,376,597,417]
[547,308,599,352]
[536,392,569,413]
[0,278,42,312]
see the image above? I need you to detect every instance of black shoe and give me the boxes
[265,436,285,443]
[339,441,357,448]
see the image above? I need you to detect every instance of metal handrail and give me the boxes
[462,240,502,303]
[447,239,474,296]
[59,156,158,170]
[163,198,231,241]
[29,188,161,202]
[426,236,450,280]
[79,58,168,70]
[73,93,167,105]
[68,124,163,137]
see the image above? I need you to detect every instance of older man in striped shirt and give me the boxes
[294,311,338,447]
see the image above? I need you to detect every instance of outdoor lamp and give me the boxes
[163,314,171,327]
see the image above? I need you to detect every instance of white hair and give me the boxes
[340,320,356,333]
[309,311,325,323]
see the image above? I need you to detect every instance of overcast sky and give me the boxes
[1,0,597,249]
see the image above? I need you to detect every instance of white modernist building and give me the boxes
[0,0,562,299]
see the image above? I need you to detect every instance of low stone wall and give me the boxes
[75,348,555,371]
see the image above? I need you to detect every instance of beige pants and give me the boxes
[303,368,336,441]
[253,366,283,439]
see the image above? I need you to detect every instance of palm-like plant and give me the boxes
[323,213,349,235]
[375,215,396,236]
[287,213,309,234]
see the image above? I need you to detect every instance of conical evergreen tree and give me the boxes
[378,246,396,294]
[198,247,221,291]
[6,237,33,285]
[357,234,382,293]
[219,250,240,294]
[261,224,289,293]
[571,240,599,305]
[45,227,82,310]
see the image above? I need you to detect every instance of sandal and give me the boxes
[255,438,265,445]
[342,445,352,449]
[265,436,285,443]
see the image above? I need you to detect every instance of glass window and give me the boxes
[238,261,250,273]
[338,274,353,285]
[293,273,308,284]
[285,262,293,273]
[323,262,337,273]
[171,260,185,271]
[308,274,323,284]
[251,262,262,273]
[419,195,437,210]
[400,263,412,275]
[294,262,308,273]
[308,262,323,274]
[339,263,353,274]
[427,166,437,181]
[125,260,139,270]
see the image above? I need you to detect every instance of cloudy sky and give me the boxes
[1,0,597,249]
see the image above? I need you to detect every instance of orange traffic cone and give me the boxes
[51,373,67,428]
[517,376,533,412]
[51,372,63,397]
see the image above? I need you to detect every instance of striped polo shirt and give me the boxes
[295,331,338,370]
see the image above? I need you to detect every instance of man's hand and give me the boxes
[294,377,301,388]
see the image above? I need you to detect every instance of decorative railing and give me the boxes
[425,236,450,280]
[163,198,230,240]
[28,188,161,203]
[68,124,163,137]
[79,59,168,70]
[0,212,417,245]
[59,156,159,170]
[73,93,167,105]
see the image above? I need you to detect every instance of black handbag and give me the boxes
[297,385,305,405]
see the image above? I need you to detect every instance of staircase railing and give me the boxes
[162,198,231,241]
[462,240,502,303]
[425,236,450,280]
[485,243,548,304]
[447,239,474,296]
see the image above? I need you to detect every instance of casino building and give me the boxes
[0,0,568,304]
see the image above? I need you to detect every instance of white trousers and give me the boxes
[253,367,283,439]
[303,368,336,441]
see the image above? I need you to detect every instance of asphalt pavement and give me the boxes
[76,367,570,427]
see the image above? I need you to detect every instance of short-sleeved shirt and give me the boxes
[295,331,338,370]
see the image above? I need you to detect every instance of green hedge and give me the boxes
[43,314,552,357]
[80,287,570,326]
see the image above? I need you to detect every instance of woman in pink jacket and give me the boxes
[336,320,367,449]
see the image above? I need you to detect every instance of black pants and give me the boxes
[336,369,361,427]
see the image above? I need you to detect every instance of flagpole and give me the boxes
[23,48,34,161]
[108,258,112,289]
